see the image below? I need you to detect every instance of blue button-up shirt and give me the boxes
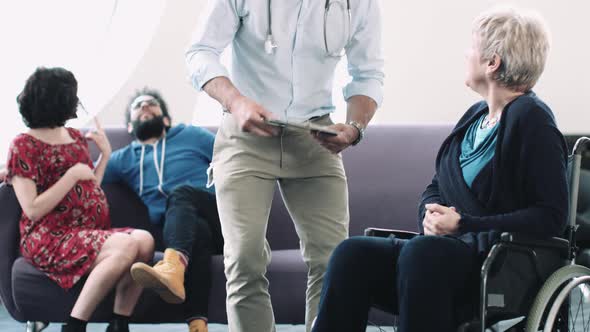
[186,0,384,121]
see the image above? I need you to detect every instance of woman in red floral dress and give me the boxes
[7,67,155,332]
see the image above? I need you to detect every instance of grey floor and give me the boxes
[0,303,394,332]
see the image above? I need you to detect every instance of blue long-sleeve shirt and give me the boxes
[103,124,215,224]
[186,0,384,122]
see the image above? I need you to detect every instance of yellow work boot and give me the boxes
[130,248,186,303]
[189,319,208,332]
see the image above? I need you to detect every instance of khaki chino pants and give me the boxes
[210,114,349,332]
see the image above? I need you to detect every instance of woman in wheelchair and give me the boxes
[312,7,569,332]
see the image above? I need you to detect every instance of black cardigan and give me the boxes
[418,92,569,256]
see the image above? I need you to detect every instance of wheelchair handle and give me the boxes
[572,136,590,155]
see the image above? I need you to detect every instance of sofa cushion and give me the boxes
[204,249,310,324]
[12,249,310,324]
[11,254,186,323]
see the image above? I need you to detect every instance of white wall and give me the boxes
[98,0,204,128]
[72,0,590,134]
[377,0,590,133]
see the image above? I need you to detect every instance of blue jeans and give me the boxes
[312,236,479,332]
[163,185,224,320]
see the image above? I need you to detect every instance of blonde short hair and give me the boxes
[473,7,550,91]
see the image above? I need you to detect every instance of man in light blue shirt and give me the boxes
[186,1,383,331]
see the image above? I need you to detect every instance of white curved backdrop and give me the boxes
[0,0,166,164]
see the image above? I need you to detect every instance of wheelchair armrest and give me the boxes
[499,232,569,257]
[364,227,419,240]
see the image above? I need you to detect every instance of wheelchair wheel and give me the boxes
[525,265,590,331]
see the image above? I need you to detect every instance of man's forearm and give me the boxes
[203,77,242,111]
[346,95,378,127]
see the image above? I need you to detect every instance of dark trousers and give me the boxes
[312,235,479,332]
[163,185,224,321]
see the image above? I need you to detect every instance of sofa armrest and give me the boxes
[0,166,6,184]
[0,184,25,320]
[364,227,419,240]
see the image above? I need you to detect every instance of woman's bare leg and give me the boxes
[70,233,139,320]
[112,230,155,316]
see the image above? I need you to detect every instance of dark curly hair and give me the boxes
[17,67,78,129]
[125,87,171,125]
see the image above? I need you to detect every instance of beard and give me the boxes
[131,116,167,141]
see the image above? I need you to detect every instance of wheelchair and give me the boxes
[365,137,590,332]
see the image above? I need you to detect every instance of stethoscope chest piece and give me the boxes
[265,34,277,55]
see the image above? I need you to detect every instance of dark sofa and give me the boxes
[0,124,453,327]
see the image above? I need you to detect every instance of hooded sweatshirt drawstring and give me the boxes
[153,136,167,197]
[138,136,167,197]
[139,145,146,196]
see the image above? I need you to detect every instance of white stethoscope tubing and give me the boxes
[265,0,351,57]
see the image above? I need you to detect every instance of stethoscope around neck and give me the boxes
[264,0,352,57]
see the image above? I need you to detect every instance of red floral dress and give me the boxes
[6,128,133,289]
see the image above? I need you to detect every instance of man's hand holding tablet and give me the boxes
[265,119,338,136]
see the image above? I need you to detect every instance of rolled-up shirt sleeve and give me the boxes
[343,0,384,107]
[185,0,242,90]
